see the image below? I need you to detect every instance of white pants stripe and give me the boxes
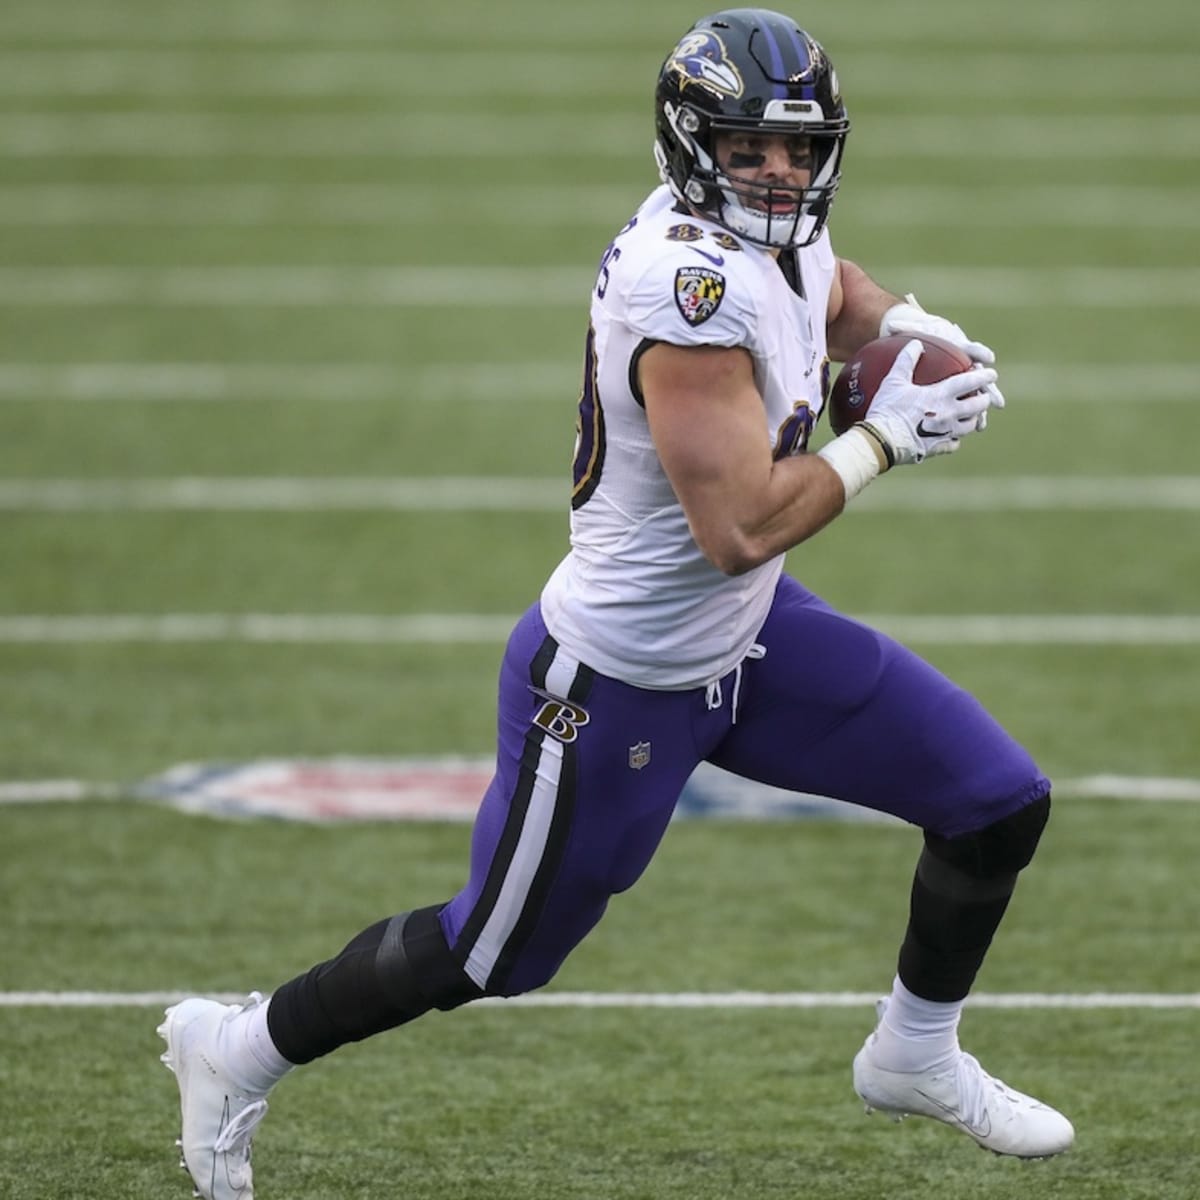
[462,641,583,989]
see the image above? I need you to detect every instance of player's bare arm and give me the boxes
[641,340,846,576]
[826,258,901,363]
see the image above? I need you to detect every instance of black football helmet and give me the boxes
[654,9,849,249]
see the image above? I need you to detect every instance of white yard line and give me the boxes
[1058,776,1200,802]
[3,773,1197,807]
[0,266,592,306]
[0,266,1195,308]
[0,779,120,803]
[0,476,1198,512]
[0,183,1193,230]
[868,615,1200,644]
[0,361,1193,403]
[0,1,1188,47]
[0,112,1196,160]
[0,50,1192,99]
[0,183,640,226]
[0,614,517,644]
[0,362,582,401]
[0,613,1198,646]
[0,476,569,510]
[0,989,1196,1009]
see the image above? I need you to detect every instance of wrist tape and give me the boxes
[817,425,890,500]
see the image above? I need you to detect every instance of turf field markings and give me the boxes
[509,992,1200,1010]
[0,1,1190,47]
[2,187,1194,231]
[0,10,1188,52]
[0,51,654,99]
[840,186,1200,230]
[0,265,591,306]
[0,613,521,643]
[3,774,1198,807]
[0,50,1192,100]
[0,362,1193,403]
[0,476,1197,512]
[0,184,1192,230]
[0,112,1196,160]
[0,779,119,803]
[0,476,569,510]
[0,183,641,226]
[1,614,1198,646]
[0,361,581,401]
[1060,776,1200,802]
[0,266,1196,308]
[0,990,1196,1009]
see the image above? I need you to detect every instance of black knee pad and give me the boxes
[376,905,482,1014]
[925,793,1051,881]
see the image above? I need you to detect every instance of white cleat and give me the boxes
[158,994,270,1199]
[852,1009,1074,1159]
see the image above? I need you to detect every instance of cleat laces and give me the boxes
[945,1051,1041,1137]
[947,1053,992,1133]
[213,1097,269,1156]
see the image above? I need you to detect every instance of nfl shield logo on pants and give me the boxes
[628,741,651,770]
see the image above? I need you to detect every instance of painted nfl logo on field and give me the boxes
[133,757,900,822]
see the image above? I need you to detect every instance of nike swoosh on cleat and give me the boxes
[688,247,725,266]
[913,1089,992,1139]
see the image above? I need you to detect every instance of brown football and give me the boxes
[826,334,974,436]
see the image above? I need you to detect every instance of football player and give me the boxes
[159,11,1072,1196]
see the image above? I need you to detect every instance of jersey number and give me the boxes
[571,323,606,509]
[771,359,831,458]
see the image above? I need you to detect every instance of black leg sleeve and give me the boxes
[266,905,482,1065]
[897,795,1051,1002]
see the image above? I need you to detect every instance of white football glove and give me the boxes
[859,338,995,466]
[880,292,1005,420]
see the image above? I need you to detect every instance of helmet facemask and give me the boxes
[657,99,845,250]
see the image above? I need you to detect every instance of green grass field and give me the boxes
[1,0,1198,1196]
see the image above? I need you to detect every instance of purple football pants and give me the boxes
[440,573,1049,997]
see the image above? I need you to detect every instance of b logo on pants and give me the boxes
[532,698,590,744]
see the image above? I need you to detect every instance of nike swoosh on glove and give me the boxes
[860,338,995,466]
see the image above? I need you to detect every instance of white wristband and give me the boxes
[817,427,886,501]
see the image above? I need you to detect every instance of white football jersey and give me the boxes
[540,185,836,689]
